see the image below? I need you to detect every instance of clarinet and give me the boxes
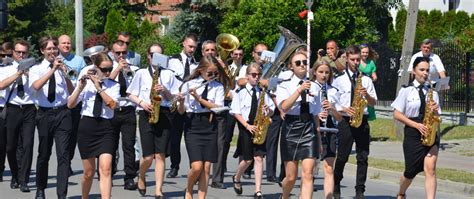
[320,82,338,133]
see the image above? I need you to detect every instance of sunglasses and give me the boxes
[248,72,262,78]
[294,60,308,67]
[255,51,262,56]
[117,40,130,46]
[114,51,127,56]
[359,44,368,48]
[97,67,113,73]
[207,71,219,77]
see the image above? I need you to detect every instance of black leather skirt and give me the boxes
[280,115,319,161]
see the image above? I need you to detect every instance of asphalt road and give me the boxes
[0,133,470,199]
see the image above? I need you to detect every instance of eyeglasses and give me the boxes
[114,51,127,56]
[294,60,308,67]
[97,67,113,73]
[45,47,58,51]
[248,73,262,78]
[14,50,28,55]
[233,53,243,57]
[207,71,219,77]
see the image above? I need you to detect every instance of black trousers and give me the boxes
[212,111,229,183]
[5,104,36,184]
[0,107,6,175]
[222,109,236,172]
[111,106,138,180]
[169,113,185,170]
[35,107,71,197]
[333,116,370,193]
[68,102,82,165]
[265,108,283,178]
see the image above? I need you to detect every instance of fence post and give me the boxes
[466,52,471,114]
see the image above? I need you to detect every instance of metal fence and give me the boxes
[372,42,473,113]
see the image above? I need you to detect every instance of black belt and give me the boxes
[7,103,35,109]
[186,112,211,118]
[38,105,68,111]
[408,117,423,123]
[116,106,135,112]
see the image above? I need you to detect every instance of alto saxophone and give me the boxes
[149,70,161,124]
[252,88,272,145]
[421,83,441,146]
[349,72,368,128]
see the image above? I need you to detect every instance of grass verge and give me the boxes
[369,118,474,141]
[348,156,474,184]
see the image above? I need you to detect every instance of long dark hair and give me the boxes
[184,55,230,90]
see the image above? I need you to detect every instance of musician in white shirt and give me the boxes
[67,53,120,199]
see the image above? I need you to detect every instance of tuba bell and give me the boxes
[216,33,240,61]
[83,45,106,65]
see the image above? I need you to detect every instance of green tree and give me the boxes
[388,9,406,49]
[427,10,444,41]
[124,12,139,39]
[414,10,429,45]
[104,8,124,44]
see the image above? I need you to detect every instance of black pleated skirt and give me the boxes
[403,118,440,179]
[280,115,319,161]
[184,112,218,163]
[77,116,117,159]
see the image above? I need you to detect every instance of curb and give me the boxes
[344,163,474,197]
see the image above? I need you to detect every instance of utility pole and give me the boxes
[75,0,84,56]
[395,0,419,137]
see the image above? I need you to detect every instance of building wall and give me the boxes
[390,0,474,26]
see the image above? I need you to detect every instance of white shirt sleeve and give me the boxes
[230,91,241,115]
[126,69,142,96]
[213,84,225,107]
[431,54,445,72]
[391,88,408,113]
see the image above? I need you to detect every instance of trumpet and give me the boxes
[169,76,219,112]
[56,56,79,80]
[123,65,135,78]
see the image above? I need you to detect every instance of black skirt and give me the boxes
[280,115,319,161]
[184,112,218,163]
[77,116,117,159]
[403,118,440,179]
[233,122,266,160]
[138,107,172,157]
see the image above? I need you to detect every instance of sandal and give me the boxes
[232,175,243,195]
[254,191,263,199]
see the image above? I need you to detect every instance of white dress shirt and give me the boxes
[166,52,198,82]
[127,67,179,110]
[0,61,35,105]
[230,83,275,121]
[181,76,224,113]
[391,80,441,118]
[275,74,321,116]
[112,61,139,107]
[315,81,340,109]
[29,59,70,107]
[332,69,378,116]
[407,51,445,83]
[75,79,120,119]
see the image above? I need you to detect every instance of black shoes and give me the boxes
[210,182,225,189]
[124,179,137,190]
[254,191,263,199]
[137,176,146,196]
[35,189,45,199]
[267,176,278,183]
[356,191,365,199]
[167,168,178,178]
[155,195,164,199]
[20,183,30,192]
[10,178,19,189]
[232,175,242,195]
[0,172,3,182]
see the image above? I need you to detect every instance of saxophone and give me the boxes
[149,69,161,124]
[252,88,272,145]
[349,72,368,128]
[421,84,441,146]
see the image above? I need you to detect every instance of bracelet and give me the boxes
[97,89,104,94]
[138,100,143,106]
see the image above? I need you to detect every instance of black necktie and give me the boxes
[93,90,103,118]
[16,76,24,98]
[47,65,56,103]
[350,72,357,104]
[418,85,426,118]
[299,80,310,121]
[200,81,208,108]
[118,72,127,97]
[183,58,190,80]
[248,87,258,124]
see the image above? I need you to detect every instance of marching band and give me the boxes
[0,30,447,199]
